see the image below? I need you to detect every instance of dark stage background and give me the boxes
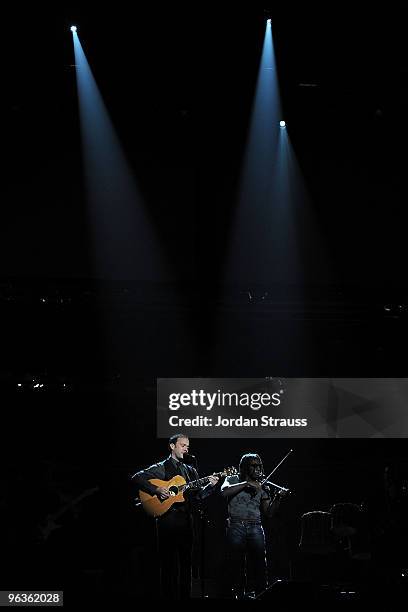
[1,2,408,606]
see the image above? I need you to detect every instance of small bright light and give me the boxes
[267,19,271,25]
[17,383,22,387]
[70,25,77,32]
[280,120,286,128]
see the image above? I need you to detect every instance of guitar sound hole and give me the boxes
[169,486,179,497]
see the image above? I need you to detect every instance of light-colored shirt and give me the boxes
[223,475,269,521]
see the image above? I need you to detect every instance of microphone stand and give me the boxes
[198,505,208,599]
[257,450,293,596]
[183,454,206,599]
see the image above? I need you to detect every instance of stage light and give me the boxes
[267,19,271,25]
[70,25,77,32]
[279,120,286,128]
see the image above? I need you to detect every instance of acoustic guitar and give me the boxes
[138,467,237,517]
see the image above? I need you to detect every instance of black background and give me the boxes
[1,2,408,605]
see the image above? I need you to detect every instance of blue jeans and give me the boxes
[225,520,267,597]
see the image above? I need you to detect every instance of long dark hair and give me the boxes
[239,453,263,480]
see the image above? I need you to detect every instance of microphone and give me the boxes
[183,453,197,466]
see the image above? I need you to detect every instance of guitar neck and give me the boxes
[186,472,222,490]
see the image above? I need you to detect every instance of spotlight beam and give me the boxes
[71,30,167,281]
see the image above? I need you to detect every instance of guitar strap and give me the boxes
[179,463,192,482]
[163,457,191,481]
[163,457,198,486]
[163,458,178,481]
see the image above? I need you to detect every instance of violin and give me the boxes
[256,473,291,496]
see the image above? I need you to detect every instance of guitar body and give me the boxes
[139,476,187,517]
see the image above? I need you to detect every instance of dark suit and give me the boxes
[132,456,212,599]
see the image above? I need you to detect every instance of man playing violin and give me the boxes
[221,452,285,599]
[132,434,219,599]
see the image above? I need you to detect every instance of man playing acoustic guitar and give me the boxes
[132,434,219,599]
